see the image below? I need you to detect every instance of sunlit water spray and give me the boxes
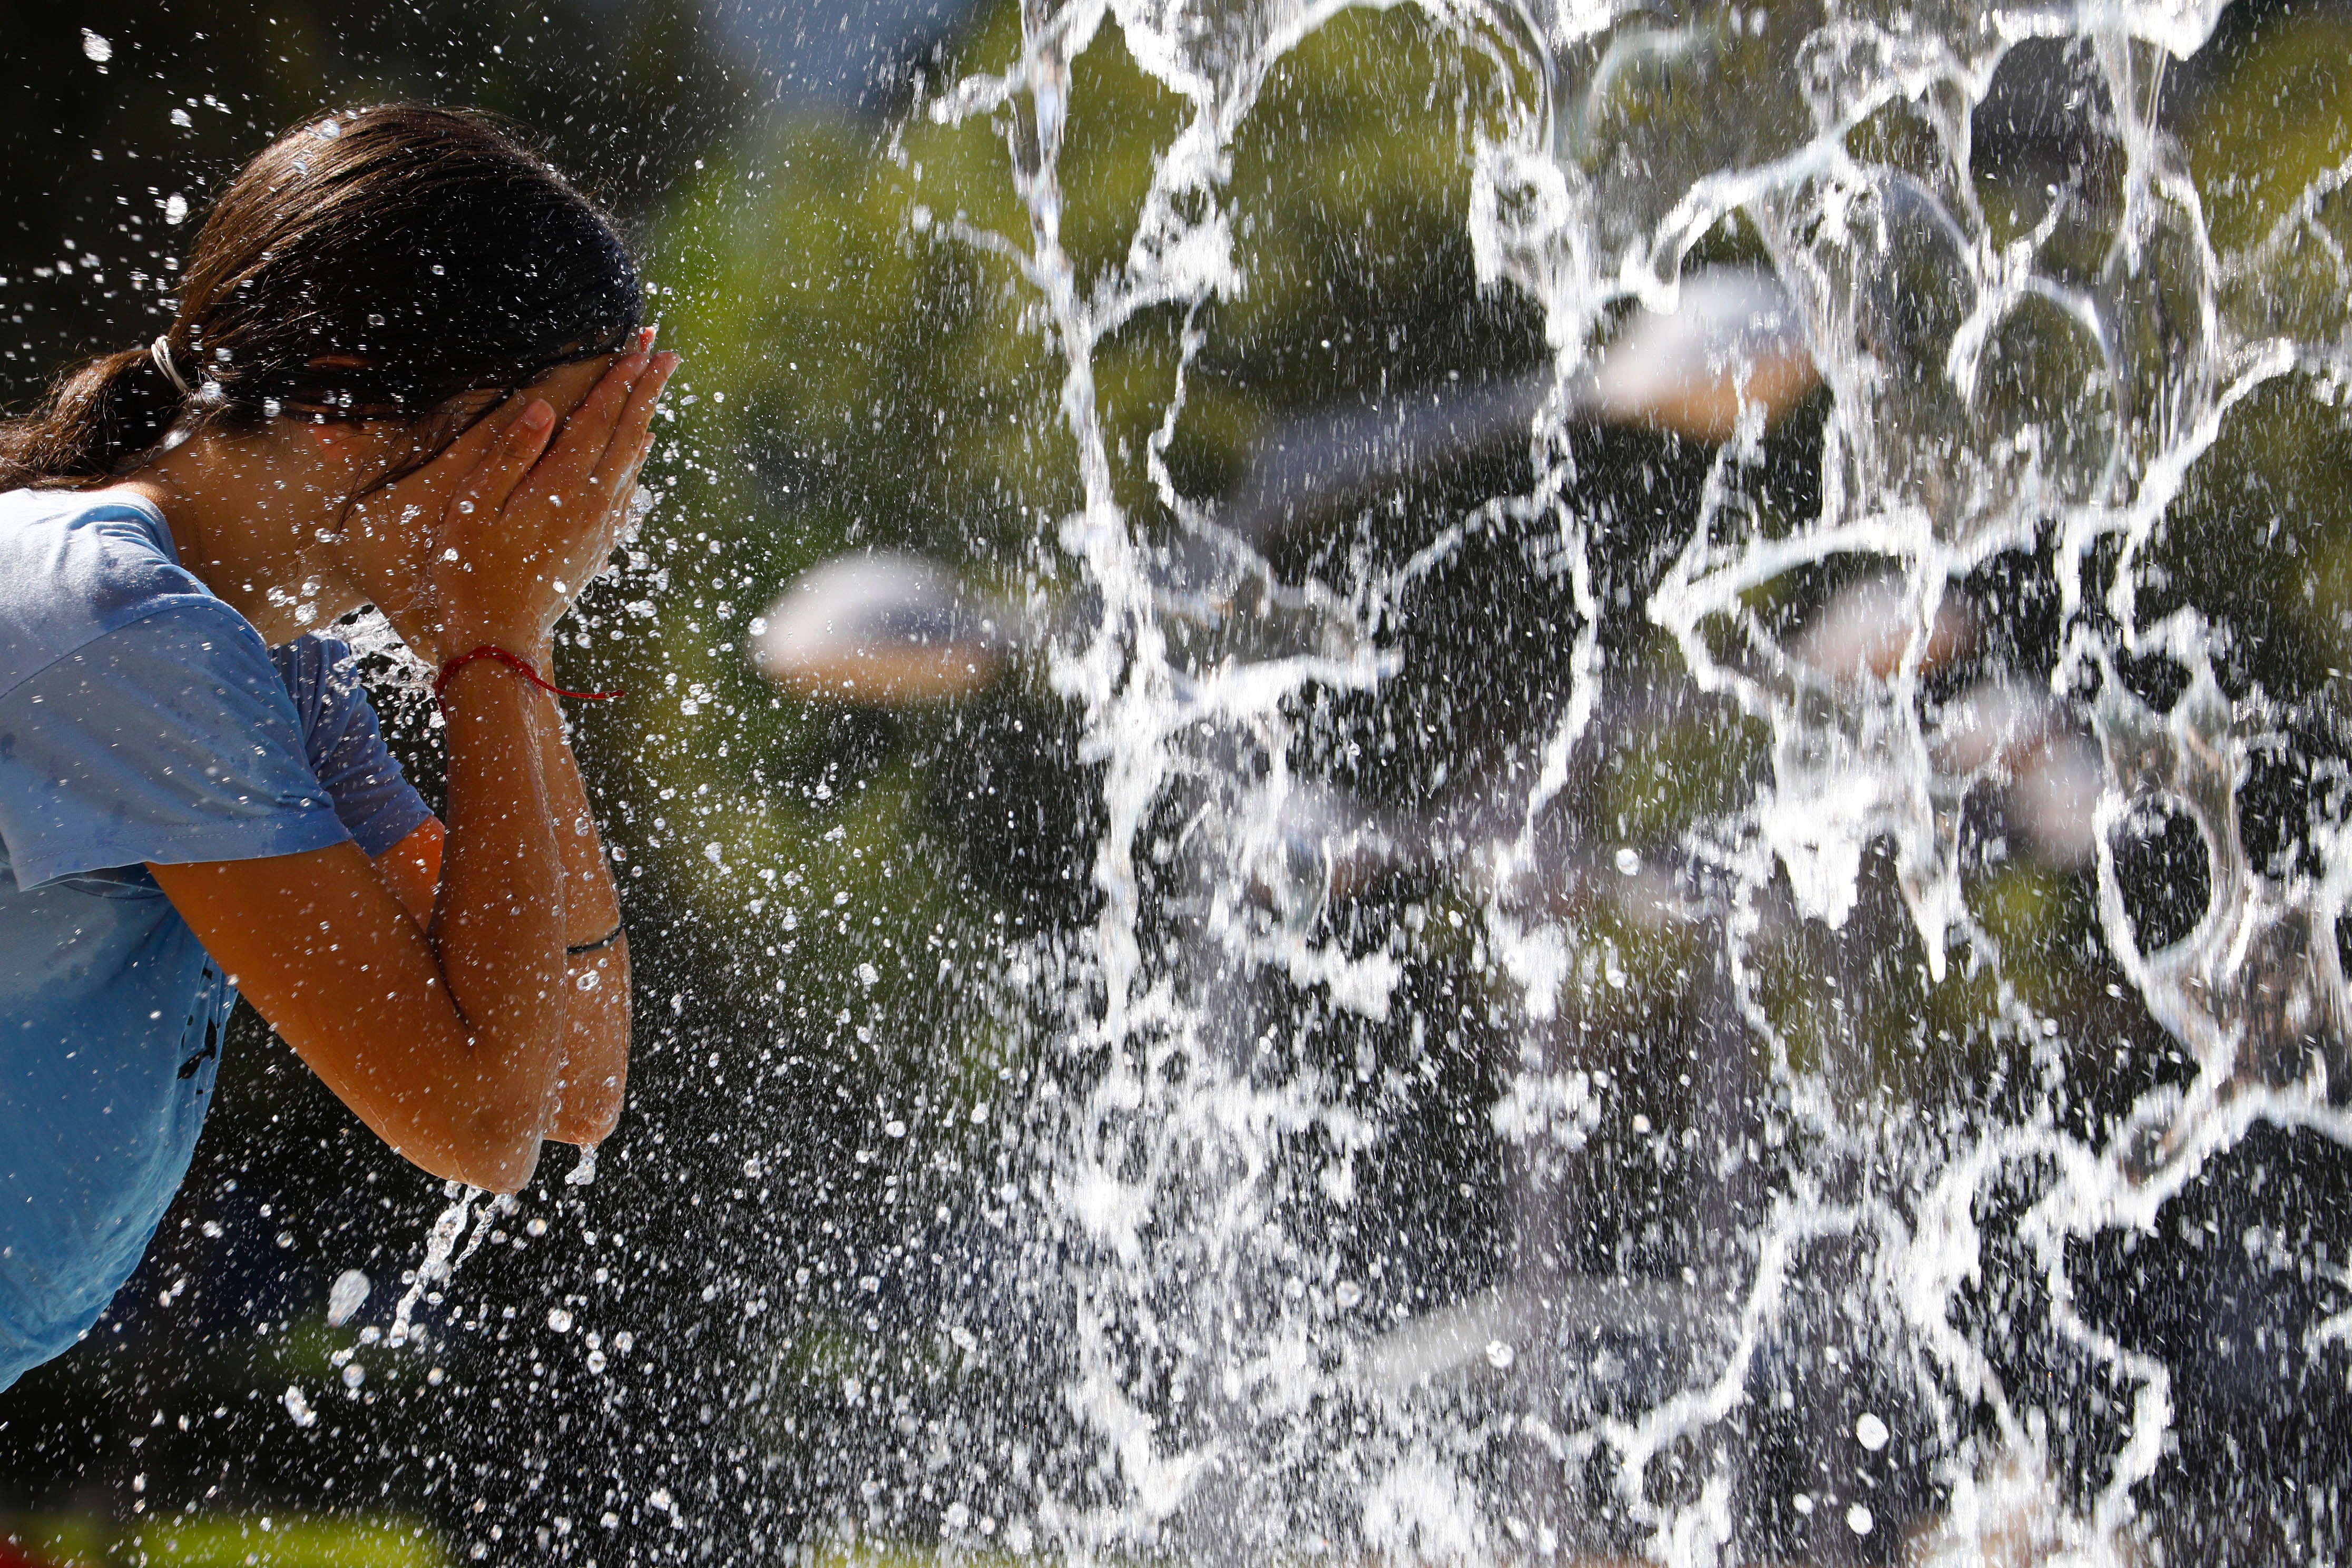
[906,0,2352,1562]
[388,1184,508,1351]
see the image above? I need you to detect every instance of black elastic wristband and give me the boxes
[565,926,626,956]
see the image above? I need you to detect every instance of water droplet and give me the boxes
[1855,1412,1889,1451]
[547,1307,574,1332]
[1484,1340,1515,1370]
[282,1386,316,1427]
[326,1269,370,1327]
[80,30,111,63]
[1846,1504,1874,1536]
[1614,846,1642,875]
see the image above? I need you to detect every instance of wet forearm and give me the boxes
[429,656,569,1179]
[537,684,631,1144]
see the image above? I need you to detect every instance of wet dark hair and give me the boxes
[0,103,641,491]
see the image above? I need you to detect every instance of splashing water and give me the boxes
[884,0,2352,1561]
[387,1184,512,1349]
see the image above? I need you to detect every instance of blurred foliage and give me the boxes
[2,1512,445,1568]
[621,0,1550,1086]
[2187,3,2352,253]
[121,1514,447,1568]
[2143,372,2352,699]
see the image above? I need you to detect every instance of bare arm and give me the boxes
[374,817,444,922]
[366,715,632,1152]
[151,346,672,1193]
[150,654,569,1193]
[537,693,631,1146]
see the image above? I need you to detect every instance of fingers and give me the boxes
[589,351,679,505]
[445,399,556,530]
[443,332,674,594]
[424,386,542,477]
[531,347,653,495]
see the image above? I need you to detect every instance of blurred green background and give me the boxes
[4,0,2352,1563]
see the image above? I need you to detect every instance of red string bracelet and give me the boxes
[433,645,625,712]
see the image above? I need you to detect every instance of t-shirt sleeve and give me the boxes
[268,635,435,858]
[0,602,352,888]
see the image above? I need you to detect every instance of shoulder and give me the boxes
[268,632,364,719]
[0,489,221,699]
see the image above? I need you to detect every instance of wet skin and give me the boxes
[103,337,680,1192]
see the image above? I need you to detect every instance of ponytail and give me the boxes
[0,344,189,491]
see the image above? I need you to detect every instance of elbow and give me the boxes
[396,1097,551,1194]
[549,1085,624,1148]
[549,1046,628,1146]
[406,1132,544,1196]
[465,1134,545,1195]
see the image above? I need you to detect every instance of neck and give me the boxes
[108,432,364,644]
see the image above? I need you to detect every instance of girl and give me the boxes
[0,105,678,1390]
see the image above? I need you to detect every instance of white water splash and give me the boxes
[913,0,2352,1560]
[386,1184,514,1349]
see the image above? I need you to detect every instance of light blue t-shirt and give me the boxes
[0,489,433,1391]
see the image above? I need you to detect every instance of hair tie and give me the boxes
[150,336,194,399]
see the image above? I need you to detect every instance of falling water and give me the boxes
[848,0,2352,1562]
